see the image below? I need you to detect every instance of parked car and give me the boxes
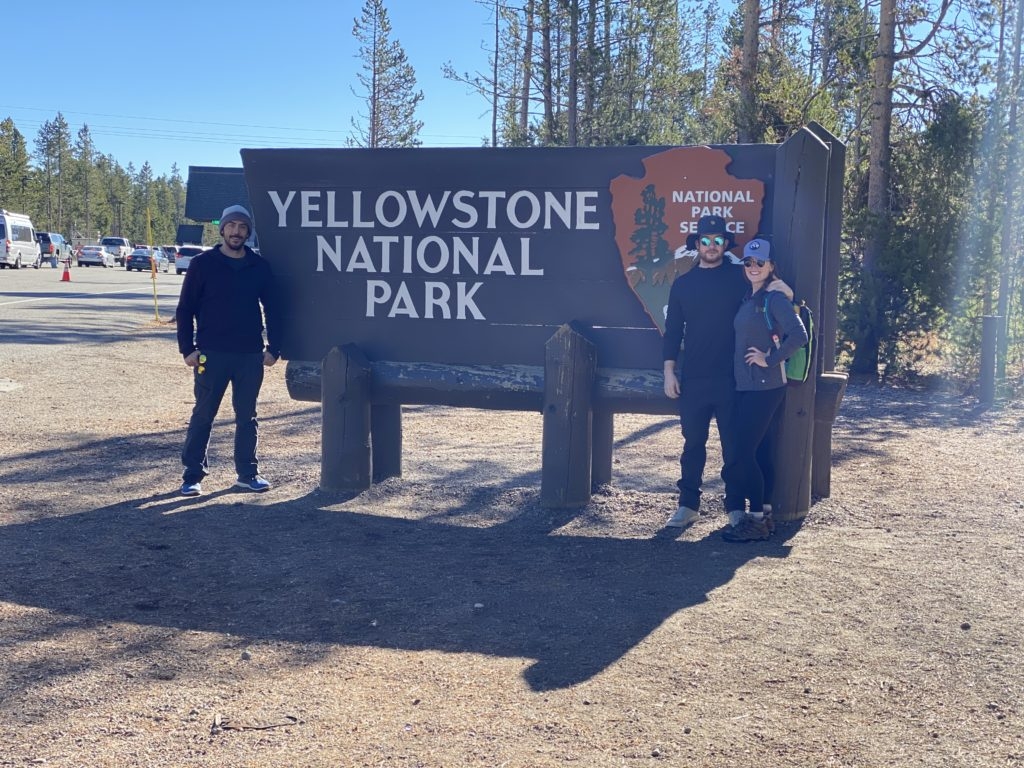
[35,232,70,268]
[0,209,41,269]
[174,244,205,274]
[159,245,180,266]
[78,245,116,268]
[126,247,169,273]
[100,236,132,266]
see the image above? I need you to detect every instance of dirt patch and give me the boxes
[1,322,1022,767]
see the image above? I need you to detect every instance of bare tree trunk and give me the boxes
[738,0,761,143]
[520,0,535,138]
[370,11,380,148]
[997,0,1024,380]
[582,0,596,144]
[492,0,500,147]
[541,0,555,144]
[567,0,578,146]
[851,0,897,376]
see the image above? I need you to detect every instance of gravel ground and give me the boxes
[1,318,1022,767]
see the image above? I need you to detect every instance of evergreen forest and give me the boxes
[1,0,1020,392]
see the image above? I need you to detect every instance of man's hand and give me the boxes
[183,351,200,368]
[263,350,279,368]
[663,362,680,399]
[767,277,793,300]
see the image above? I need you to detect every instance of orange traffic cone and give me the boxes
[60,262,71,282]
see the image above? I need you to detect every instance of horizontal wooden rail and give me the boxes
[285,359,678,416]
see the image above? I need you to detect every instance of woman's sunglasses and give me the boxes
[742,257,769,268]
[699,235,726,247]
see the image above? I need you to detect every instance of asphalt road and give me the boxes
[0,260,186,350]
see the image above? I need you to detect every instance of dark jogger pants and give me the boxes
[676,377,737,512]
[181,351,265,484]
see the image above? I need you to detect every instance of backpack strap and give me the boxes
[762,295,781,346]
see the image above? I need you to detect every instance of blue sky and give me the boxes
[5,0,495,178]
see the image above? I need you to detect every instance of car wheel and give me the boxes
[14,256,21,269]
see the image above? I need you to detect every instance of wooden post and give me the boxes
[811,372,848,499]
[771,128,829,520]
[806,122,846,371]
[371,404,403,481]
[321,344,372,492]
[541,324,597,508]
[592,410,614,488]
[980,315,998,405]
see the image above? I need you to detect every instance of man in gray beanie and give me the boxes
[175,204,282,496]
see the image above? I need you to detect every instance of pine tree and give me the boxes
[350,0,424,148]
[0,118,31,212]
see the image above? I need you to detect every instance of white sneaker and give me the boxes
[667,506,700,528]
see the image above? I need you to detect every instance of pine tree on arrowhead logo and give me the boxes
[610,147,765,333]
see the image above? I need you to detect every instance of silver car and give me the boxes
[78,245,116,268]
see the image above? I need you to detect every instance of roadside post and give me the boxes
[150,253,160,322]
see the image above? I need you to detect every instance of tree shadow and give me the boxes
[0,485,797,693]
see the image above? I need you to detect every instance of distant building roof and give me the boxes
[185,166,249,222]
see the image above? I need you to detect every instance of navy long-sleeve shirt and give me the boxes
[662,263,748,382]
[175,245,282,358]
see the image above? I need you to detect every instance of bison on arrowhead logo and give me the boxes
[609,147,765,333]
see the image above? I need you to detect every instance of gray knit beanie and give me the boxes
[219,205,253,235]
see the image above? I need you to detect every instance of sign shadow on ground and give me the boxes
[0,492,796,692]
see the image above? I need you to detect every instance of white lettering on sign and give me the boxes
[279,187,601,322]
[316,235,541,280]
[267,189,601,231]
[670,190,756,204]
[365,279,485,319]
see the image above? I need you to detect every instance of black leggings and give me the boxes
[722,387,786,513]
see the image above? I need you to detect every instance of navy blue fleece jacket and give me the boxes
[733,288,808,390]
[175,245,282,358]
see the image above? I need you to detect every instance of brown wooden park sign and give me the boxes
[240,123,847,518]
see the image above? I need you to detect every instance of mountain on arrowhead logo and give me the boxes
[609,147,765,333]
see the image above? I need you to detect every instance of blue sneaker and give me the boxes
[234,475,271,492]
[180,481,202,497]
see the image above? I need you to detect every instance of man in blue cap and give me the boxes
[661,216,789,533]
[176,204,282,497]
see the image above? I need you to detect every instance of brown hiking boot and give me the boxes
[722,516,771,542]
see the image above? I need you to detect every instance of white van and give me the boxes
[0,209,41,269]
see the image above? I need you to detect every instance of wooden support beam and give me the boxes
[541,324,597,508]
[812,372,848,499]
[592,410,614,488]
[320,345,372,492]
[371,404,403,482]
[771,128,830,520]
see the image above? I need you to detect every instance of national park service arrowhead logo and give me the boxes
[609,147,765,333]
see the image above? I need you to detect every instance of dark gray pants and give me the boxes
[181,351,264,484]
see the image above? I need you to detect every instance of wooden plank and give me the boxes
[286,360,678,416]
